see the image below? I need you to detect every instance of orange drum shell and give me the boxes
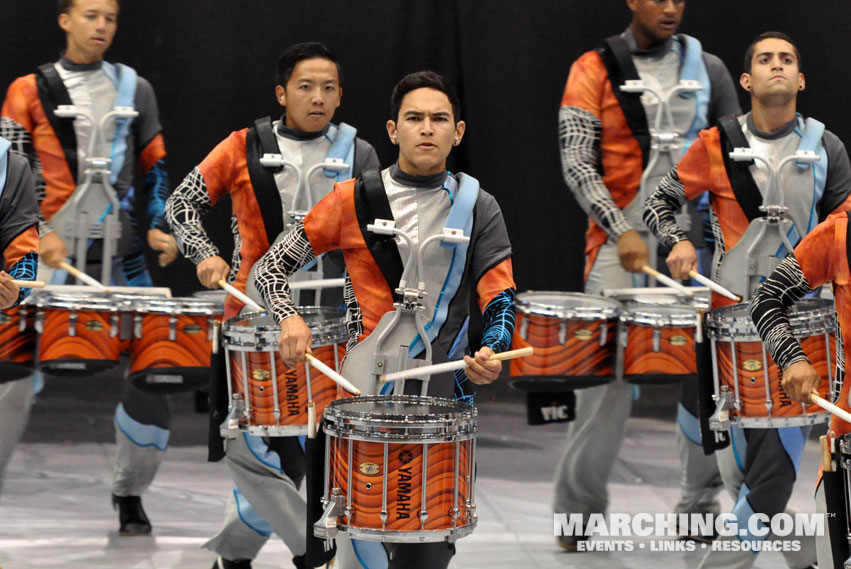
[0,306,36,381]
[623,323,696,383]
[510,312,616,381]
[230,343,345,427]
[715,333,836,419]
[329,436,472,531]
[38,307,120,374]
[130,313,213,373]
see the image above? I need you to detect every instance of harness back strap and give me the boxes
[718,114,763,222]
[34,63,78,183]
[245,117,284,246]
[598,35,650,168]
[354,169,403,298]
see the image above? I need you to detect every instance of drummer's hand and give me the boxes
[147,229,179,267]
[666,240,698,280]
[464,346,501,385]
[39,231,68,269]
[782,360,821,404]
[197,256,230,289]
[617,229,649,273]
[278,314,313,368]
[0,272,20,309]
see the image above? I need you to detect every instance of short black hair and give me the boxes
[744,31,801,73]
[390,71,461,123]
[276,42,342,89]
[58,0,120,15]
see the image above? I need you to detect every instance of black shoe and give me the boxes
[211,557,252,569]
[292,554,305,569]
[111,494,152,535]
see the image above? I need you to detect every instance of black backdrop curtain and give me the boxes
[2,1,849,296]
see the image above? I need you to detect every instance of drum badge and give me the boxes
[574,329,593,341]
[252,369,271,380]
[743,359,762,372]
[184,323,202,335]
[359,462,380,475]
[670,335,687,347]
[0,313,9,324]
[84,320,104,332]
[399,450,414,464]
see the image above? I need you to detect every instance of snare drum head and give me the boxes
[329,395,473,422]
[708,298,834,338]
[607,288,710,310]
[516,291,619,320]
[134,297,220,315]
[620,303,698,327]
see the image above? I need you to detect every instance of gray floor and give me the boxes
[0,374,827,568]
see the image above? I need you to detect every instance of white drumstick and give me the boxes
[688,270,741,302]
[58,261,107,290]
[12,280,45,288]
[217,279,264,312]
[811,393,851,424]
[305,353,361,396]
[380,347,534,382]
[641,266,694,297]
[307,401,317,439]
[289,278,346,291]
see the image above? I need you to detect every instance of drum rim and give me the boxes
[619,303,700,327]
[516,291,620,319]
[36,293,118,311]
[131,297,222,315]
[707,298,835,338]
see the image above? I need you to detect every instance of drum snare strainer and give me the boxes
[316,395,478,543]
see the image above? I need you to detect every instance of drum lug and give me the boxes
[220,395,244,438]
[18,307,28,332]
[69,312,78,337]
[169,315,178,342]
[709,387,733,431]
[207,317,215,342]
[519,317,529,341]
[313,488,344,539]
[652,328,661,352]
[35,310,44,334]
[211,320,221,355]
[110,313,119,338]
[134,314,143,339]
[598,322,608,347]
[558,321,567,345]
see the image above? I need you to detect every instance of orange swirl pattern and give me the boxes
[328,436,472,531]
[509,312,617,380]
[0,307,36,377]
[623,324,696,380]
[715,333,836,419]
[129,314,213,374]
[230,343,345,427]
[38,308,120,373]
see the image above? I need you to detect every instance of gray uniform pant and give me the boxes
[553,240,722,521]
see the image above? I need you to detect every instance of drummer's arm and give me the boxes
[464,257,516,385]
[0,152,39,308]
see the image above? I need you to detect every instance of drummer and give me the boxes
[165,42,379,569]
[0,0,179,535]
[749,212,851,568]
[556,0,740,550]
[643,31,851,568]
[252,70,516,569]
[0,136,39,496]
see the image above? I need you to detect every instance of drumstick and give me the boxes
[11,280,45,288]
[641,266,694,297]
[288,278,346,291]
[307,401,317,439]
[217,279,264,312]
[305,353,361,396]
[380,347,535,382]
[811,393,851,424]
[820,434,834,472]
[688,271,741,302]
[58,262,107,290]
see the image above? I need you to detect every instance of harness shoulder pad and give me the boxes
[796,117,825,169]
[324,123,357,178]
[678,34,703,84]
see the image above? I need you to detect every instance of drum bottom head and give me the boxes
[130,367,210,394]
[623,372,695,385]
[508,374,614,391]
[39,359,118,376]
[0,362,35,383]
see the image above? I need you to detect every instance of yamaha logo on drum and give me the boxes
[359,462,380,475]
[574,329,593,341]
[184,323,202,335]
[743,359,762,371]
[398,450,414,464]
[252,369,271,380]
[84,320,104,332]
[670,335,687,347]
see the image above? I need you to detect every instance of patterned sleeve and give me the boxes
[750,216,839,369]
[164,168,219,264]
[1,153,39,305]
[1,95,48,234]
[480,288,516,353]
[642,164,690,249]
[253,221,317,324]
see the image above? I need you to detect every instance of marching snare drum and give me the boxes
[35,292,121,375]
[222,307,347,436]
[510,292,620,389]
[0,296,37,382]
[128,297,221,393]
[707,299,837,428]
[317,395,477,543]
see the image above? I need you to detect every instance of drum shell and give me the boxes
[620,304,699,384]
[0,304,37,382]
[510,292,619,389]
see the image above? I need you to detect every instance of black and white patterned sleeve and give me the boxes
[642,165,690,249]
[559,106,631,239]
[1,116,48,234]
[164,168,220,265]
[749,255,813,370]
[253,221,317,325]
